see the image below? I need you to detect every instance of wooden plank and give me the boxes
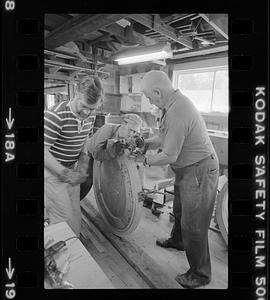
[44,48,113,65]
[171,45,228,59]
[81,219,105,253]
[80,235,127,288]
[81,200,182,288]
[45,72,74,82]
[199,14,228,40]
[45,59,94,72]
[81,213,106,243]
[45,49,78,59]
[194,36,215,45]
[103,255,144,288]
[87,33,112,45]
[44,85,67,94]
[161,14,187,24]
[44,59,110,76]
[128,14,193,49]
[45,14,129,49]
[81,217,150,288]
[102,23,155,46]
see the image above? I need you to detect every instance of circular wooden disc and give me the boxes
[93,155,143,236]
[216,182,228,246]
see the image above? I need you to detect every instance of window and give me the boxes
[174,66,228,114]
[45,94,56,109]
[212,70,228,113]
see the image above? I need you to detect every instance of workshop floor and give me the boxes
[81,165,228,289]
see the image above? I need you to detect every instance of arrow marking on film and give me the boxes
[5,258,15,280]
[5,108,14,130]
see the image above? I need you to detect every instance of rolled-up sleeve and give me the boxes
[88,125,116,161]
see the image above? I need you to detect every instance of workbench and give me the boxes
[44,222,114,289]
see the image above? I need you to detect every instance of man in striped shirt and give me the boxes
[44,76,103,236]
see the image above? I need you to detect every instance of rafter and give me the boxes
[44,59,110,75]
[45,14,129,49]
[102,23,155,46]
[45,72,75,82]
[199,14,228,40]
[87,33,112,45]
[172,45,228,59]
[128,14,193,49]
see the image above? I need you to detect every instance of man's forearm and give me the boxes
[44,147,65,176]
[146,151,177,166]
[77,152,90,174]
[144,135,163,150]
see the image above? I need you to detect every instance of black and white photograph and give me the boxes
[43,13,229,289]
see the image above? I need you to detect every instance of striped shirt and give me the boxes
[44,100,95,167]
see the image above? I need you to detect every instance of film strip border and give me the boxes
[1,7,268,300]
[2,7,43,299]
[229,12,268,300]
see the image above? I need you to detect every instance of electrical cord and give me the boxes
[64,236,79,243]
[44,236,79,259]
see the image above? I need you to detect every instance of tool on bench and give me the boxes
[44,236,78,288]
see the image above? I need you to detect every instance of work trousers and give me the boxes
[44,166,81,237]
[170,153,219,281]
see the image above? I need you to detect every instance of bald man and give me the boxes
[140,70,219,289]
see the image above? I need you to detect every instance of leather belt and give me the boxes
[190,153,215,167]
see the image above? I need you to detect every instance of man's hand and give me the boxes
[59,168,89,186]
[76,152,90,174]
[113,141,126,155]
[107,140,126,157]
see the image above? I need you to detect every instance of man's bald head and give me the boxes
[141,70,173,92]
[141,70,175,109]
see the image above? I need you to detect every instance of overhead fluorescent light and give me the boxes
[114,42,172,65]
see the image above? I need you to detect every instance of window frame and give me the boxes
[173,65,228,114]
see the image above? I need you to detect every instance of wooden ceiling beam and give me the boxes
[199,14,228,40]
[48,66,62,74]
[45,72,75,82]
[45,49,78,59]
[45,86,68,94]
[44,59,110,75]
[79,49,114,65]
[45,14,129,49]
[161,14,185,23]
[194,36,215,45]
[171,45,228,59]
[102,23,155,46]
[44,48,113,65]
[87,33,112,45]
[128,14,193,49]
